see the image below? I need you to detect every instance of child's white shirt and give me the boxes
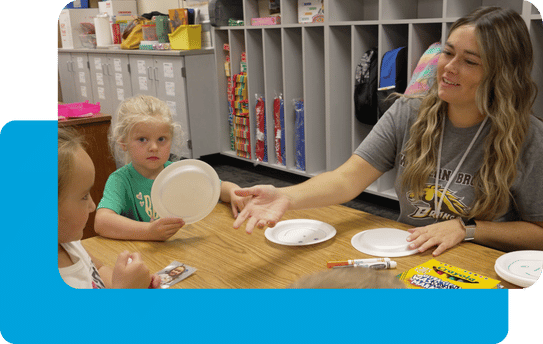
[59,241,106,289]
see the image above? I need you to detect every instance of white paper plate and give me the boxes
[494,250,543,288]
[265,219,336,246]
[351,228,419,257]
[151,159,220,224]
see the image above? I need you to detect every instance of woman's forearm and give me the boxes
[282,155,383,210]
[473,220,543,252]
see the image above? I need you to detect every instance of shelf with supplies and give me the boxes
[210,0,543,201]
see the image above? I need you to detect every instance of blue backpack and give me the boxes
[378,46,407,116]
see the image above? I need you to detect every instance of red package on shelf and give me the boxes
[255,97,266,162]
[273,97,282,165]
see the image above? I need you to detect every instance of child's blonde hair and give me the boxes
[58,127,85,201]
[110,95,186,165]
[287,267,406,289]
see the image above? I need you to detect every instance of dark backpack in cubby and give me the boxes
[354,47,379,125]
[209,0,244,26]
[378,46,408,117]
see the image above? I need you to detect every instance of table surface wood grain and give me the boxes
[82,203,517,289]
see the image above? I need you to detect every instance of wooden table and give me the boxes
[82,203,517,289]
[59,114,117,239]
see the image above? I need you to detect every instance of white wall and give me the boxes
[135,0,184,15]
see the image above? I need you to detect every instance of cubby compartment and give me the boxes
[380,0,443,20]
[379,24,409,82]
[380,24,409,52]
[375,167,399,200]
[445,0,522,18]
[445,0,482,18]
[302,26,326,175]
[280,0,299,25]
[328,0,379,23]
[245,29,265,160]
[213,30,233,153]
[216,29,250,157]
[243,0,260,24]
[352,25,379,152]
[245,0,284,26]
[246,30,265,97]
[328,26,353,170]
[229,30,246,75]
[482,0,523,14]
[263,29,283,106]
[282,28,304,171]
[263,28,285,167]
[282,28,303,104]
[408,23,443,76]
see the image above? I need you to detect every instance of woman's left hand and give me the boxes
[229,189,251,218]
[406,219,466,256]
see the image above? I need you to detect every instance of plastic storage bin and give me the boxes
[79,34,97,48]
[168,25,201,50]
[58,101,101,119]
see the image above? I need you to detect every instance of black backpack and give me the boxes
[354,47,379,125]
[209,0,244,26]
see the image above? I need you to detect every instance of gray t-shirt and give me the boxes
[355,97,543,227]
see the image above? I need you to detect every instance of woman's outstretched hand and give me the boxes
[232,185,291,234]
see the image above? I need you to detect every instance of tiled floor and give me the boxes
[201,154,401,221]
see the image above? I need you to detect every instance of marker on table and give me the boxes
[332,261,397,270]
[327,258,391,268]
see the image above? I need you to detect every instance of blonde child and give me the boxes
[94,95,247,241]
[58,127,160,289]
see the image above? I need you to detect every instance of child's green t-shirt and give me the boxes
[97,161,173,222]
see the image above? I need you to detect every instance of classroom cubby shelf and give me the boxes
[213,0,542,201]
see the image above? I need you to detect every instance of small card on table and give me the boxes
[157,261,196,289]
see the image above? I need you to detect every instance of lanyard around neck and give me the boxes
[434,116,488,220]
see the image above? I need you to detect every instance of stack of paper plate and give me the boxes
[494,250,543,288]
[151,159,220,224]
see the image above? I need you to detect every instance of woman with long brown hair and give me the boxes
[232,7,543,256]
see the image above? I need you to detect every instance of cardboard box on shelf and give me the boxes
[258,0,280,18]
[298,0,324,23]
[59,8,100,49]
[98,1,138,17]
